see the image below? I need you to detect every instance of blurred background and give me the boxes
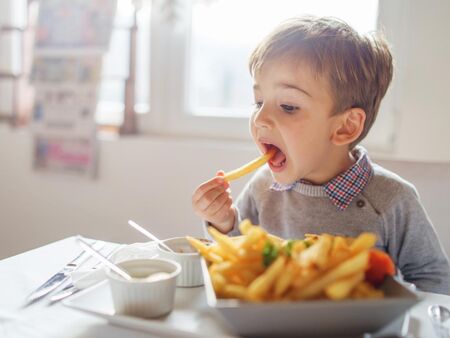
[1,0,449,259]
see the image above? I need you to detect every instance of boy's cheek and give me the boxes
[249,124,260,143]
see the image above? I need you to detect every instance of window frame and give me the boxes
[140,0,250,140]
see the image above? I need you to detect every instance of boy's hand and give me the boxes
[192,171,235,234]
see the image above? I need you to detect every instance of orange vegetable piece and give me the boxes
[365,249,395,286]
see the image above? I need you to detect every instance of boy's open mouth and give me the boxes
[263,143,286,171]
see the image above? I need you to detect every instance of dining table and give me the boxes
[0,236,448,338]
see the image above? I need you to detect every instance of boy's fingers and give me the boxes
[211,199,233,222]
[206,191,232,216]
[216,170,229,189]
[196,186,227,211]
[192,175,226,203]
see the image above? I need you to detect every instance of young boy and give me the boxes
[192,16,450,294]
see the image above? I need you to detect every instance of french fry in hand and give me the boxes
[223,148,277,182]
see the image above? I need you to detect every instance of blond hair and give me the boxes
[249,16,393,147]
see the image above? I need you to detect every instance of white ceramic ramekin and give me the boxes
[157,237,204,287]
[106,258,181,318]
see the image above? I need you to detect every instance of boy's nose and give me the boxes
[253,106,273,129]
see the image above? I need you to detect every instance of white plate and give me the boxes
[201,259,419,338]
[62,280,235,338]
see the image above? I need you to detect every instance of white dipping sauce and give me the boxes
[132,271,170,282]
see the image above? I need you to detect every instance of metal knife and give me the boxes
[24,239,105,306]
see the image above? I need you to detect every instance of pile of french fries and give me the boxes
[187,220,385,302]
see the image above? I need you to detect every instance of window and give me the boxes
[189,0,378,118]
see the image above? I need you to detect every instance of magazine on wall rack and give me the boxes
[31,56,102,84]
[33,135,98,178]
[35,0,117,51]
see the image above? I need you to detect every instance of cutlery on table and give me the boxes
[23,239,105,307]
[49,244,123,304]
[76,237,133,281]
[128,219,175,253]
[428,304,450,338]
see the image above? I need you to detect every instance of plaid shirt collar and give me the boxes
[270,146,373,211]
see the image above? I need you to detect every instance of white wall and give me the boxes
[377,0,450,162]
[0,125,253,258]
[1,125,449,260]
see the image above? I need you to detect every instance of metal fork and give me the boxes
[48,244,123,305]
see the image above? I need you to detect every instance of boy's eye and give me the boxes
[280,104,299,113]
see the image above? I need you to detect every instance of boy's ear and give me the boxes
[330,108,366,146]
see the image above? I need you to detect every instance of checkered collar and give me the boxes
[270,146,373,211]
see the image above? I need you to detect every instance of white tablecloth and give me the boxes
[0,237,448,338]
